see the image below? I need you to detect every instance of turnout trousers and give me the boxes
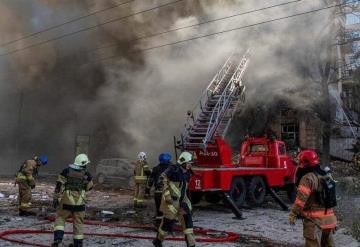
[303,219,335,247]
[134,183,146,207]
[18,180,32,211]
[157,206,195,247]
[53,208,85,246]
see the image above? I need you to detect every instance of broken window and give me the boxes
[281,123,299,149]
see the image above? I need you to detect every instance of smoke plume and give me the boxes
[0,0,336,172]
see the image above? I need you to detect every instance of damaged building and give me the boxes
[268,108,323,151]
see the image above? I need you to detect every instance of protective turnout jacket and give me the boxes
[291,171,337,229]
[54,167,93,212]
[160,163,192,216]
[147,162,171,192]
[134,160,151,184]
[16,160,38,186]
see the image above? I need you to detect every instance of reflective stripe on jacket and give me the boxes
[291,172,337,229]
[134,160,151,184]
[16,160,37,185]
[54,167,93,210]
[160,164,192,216]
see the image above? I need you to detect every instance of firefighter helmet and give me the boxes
[34,155,48,165]
[138,152,147,161]
[298,150,319,168]
[177,151,193,165]
[74,153,90,168]
[159,152,172,163]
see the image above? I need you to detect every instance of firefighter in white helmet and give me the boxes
[133,151,151,208]
[153,151,195,247]
[51,154,93,247]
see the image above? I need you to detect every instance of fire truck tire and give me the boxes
[204,193,222,204]
[229,177,246,208]
[190,192,203,205]
[286,184,296,203]
[247,176,266,207]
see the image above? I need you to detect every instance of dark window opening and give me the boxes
[281,123,299,150]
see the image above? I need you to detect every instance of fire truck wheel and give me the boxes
[190,192,203,205]
[286,184,296,203]
[247,176,266,207]
[229,177,246,208]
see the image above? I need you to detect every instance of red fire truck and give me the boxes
[175,52,298,208]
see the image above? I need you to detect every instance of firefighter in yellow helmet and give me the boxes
[153,151,195,247]
[133,151,151,208]
[289,150,337,247]
[51,154,93,247]
[15,155,48,216]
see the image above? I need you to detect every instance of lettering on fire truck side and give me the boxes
[195,179,201,189]
[199,150,218,157]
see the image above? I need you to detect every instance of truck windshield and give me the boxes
[249,144,268,152]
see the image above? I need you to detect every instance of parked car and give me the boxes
[95,158,134,187]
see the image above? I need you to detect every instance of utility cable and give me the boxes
[0,0,134,47]
[0,1,354,82]
[98,0,358,62]
[91,0,302,53]
[0,0,184,57]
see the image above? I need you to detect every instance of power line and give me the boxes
[91,0,302,54]
[0,0,302,83]
[0,0,355,82]
[0,0,134,47]
[0,0,184,57]
[98,1,356,62]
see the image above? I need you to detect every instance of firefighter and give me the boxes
[15,155,48,216]
[289,150,337,247]
[134,151,151,208]
[51,154,93,247]
[145,152,172,227]
[153,151,195,247]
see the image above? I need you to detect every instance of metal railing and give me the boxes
[181,53,236,142]
[202,51,249,148]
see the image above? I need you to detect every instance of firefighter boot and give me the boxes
[51,240,61,247]
[51,230,64,247]
[152,238,163,247]
[69,239,83,247]
[19,209,37,217]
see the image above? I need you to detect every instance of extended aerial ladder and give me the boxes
[176,51,249,151]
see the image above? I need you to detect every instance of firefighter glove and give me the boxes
[288,212,297,225]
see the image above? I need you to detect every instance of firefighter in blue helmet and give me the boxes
[153,151,195,247]
[146,152,172,227]
[51,154,93,247]
[15,155,48,216]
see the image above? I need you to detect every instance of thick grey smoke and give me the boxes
[0,0,336,172]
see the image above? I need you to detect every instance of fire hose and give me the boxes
[0,218,240,247]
